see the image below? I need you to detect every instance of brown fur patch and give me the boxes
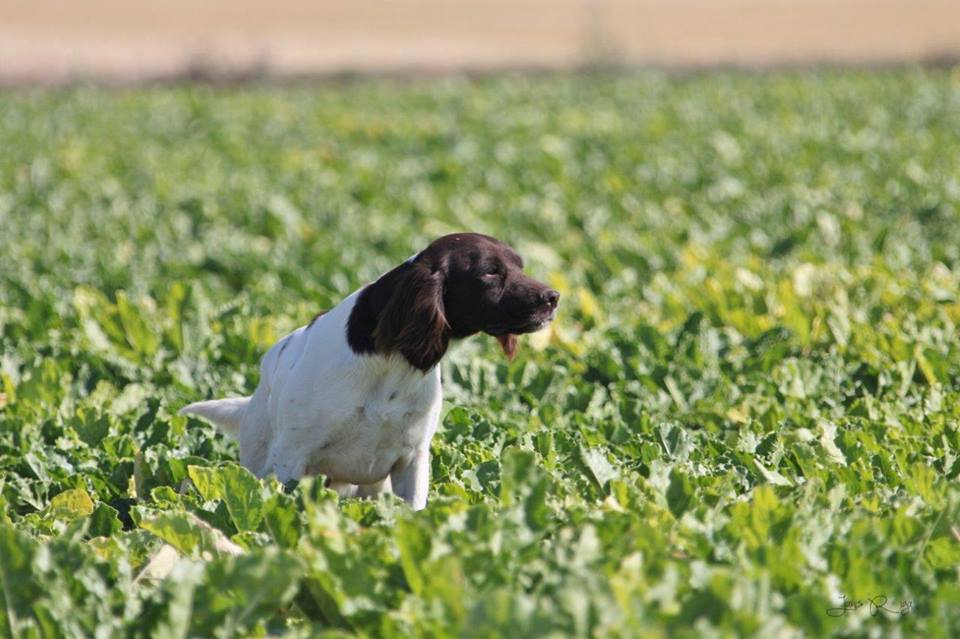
[373,263,450,371]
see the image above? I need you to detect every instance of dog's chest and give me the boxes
[302,357,441,482]
[352,373,432,444]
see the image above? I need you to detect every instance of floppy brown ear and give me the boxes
[374,263,450,371]
[496,334,518,360]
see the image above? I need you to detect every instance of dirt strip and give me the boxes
[1,0,959,84]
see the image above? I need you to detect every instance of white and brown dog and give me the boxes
[181,233,559,510]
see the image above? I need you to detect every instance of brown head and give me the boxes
[347,233,560,371]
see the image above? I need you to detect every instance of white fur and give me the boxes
[180,288,441,510]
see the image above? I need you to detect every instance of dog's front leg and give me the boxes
[391,448,430,510]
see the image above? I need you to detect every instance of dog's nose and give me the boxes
[541,289,560,309]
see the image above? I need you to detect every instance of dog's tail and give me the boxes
[179,397,250,437]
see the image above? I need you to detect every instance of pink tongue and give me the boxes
[496,334,518,360]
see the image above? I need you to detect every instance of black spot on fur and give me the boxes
[307,309,328,329]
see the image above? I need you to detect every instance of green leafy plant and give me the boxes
[2,69,960,636]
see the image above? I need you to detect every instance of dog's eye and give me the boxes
[481,266,501,278]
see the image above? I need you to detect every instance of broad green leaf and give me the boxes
[140,512,207,556]
[753,459,793,487]
[87,503,123,537]
[48,488,95,520]
[219,464,266,532]
[188,465,225,502]
[0,522,44,632]
[395,517,431,596]
[580,446,619,488]
[666,469,694,517]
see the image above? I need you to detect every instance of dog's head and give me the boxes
[355,233,559,371]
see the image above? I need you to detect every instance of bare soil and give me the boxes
[1,0,958,84]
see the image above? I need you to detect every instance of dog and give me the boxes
[180,233,559,510]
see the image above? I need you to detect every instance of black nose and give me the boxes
[541,289,560,309]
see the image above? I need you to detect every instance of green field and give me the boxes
[2,70,960,637]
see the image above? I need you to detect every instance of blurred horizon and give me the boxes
[2,0,959,86]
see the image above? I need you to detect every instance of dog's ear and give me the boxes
[375,262,450,371]
[495,334,518,360]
